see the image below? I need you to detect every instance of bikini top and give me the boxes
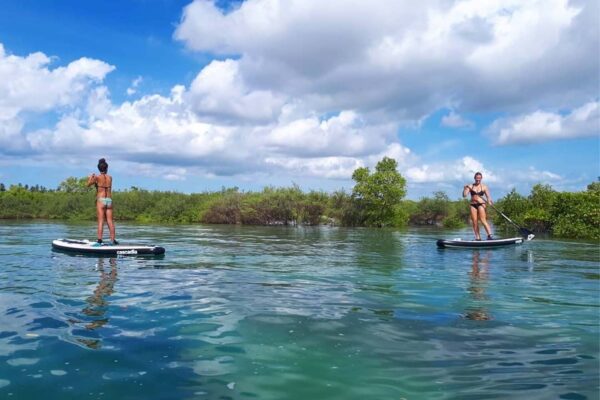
[95,174,112,191]
[469,185,485,196]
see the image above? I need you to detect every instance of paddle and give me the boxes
[483,200,535,240]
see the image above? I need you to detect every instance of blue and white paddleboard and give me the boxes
[52,239,165,256]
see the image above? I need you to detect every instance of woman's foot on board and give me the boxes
[487,235,494,240]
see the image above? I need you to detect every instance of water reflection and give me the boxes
[354,229,405,273]
[464,250,492,321]
[76,257,118,349]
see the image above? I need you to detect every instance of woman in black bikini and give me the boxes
[463,172,493,240]
[86,158,118,245]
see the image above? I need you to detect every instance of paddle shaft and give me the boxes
[487,202,519,228]
[482,199,532,236]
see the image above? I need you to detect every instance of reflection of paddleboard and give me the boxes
[52,239,165,256]
[436,237,523,249]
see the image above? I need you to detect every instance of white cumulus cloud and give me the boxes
[404,157,564,197]
[266,110,394,157]
[0,0,596,191]
[22,81,409,179]
[175,0,598,117]
[187,59,285,122]
[0,44,114,119]
[265,156,364,179]
[0,43,114,156]
[405,156,497,183]
[511,166,563,182]
[488,101,599,145]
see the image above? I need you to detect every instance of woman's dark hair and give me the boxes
[97,158,108,173]
[474,172,482,179]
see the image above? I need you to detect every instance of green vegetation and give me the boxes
[201,186,327,226]
[406,191,469,228]
[0,162,597,240]
[494,182,600,240]
[349,157,407,227]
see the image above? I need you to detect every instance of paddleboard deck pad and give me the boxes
[436,237,524,249]
[52,239,165,256]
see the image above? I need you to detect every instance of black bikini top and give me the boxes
[95,174,112,190]
[469,185,485,196]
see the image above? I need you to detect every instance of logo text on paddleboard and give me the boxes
[117,250,138,255]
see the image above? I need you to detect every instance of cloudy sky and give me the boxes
[0,0,598,199]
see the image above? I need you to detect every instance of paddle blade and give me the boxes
[519,227,535,240]
[526,233,535,241]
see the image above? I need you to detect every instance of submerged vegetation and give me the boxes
[0,160,597,240]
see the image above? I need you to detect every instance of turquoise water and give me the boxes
[0,221,598,399]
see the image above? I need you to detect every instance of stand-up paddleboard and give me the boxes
[52,239,165,256]
[436,237,525,249]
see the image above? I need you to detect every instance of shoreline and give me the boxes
[2,218,596,243]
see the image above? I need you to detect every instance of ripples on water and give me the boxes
[0,222,598,399]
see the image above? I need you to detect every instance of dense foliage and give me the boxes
[201,186,327,226]
[350,157,407,227]
[0,165,597,240]
[407,191,470,228]
[493,183,600,240]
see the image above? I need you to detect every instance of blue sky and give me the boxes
[0,0,598,199]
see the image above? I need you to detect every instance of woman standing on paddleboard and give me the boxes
[463,172,493,240]
[87,158,118,245]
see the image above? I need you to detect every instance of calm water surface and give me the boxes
[0,221,598,399]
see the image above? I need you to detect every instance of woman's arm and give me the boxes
[463,185,471,198]
[484,185,492,205]
[87,174,97,187]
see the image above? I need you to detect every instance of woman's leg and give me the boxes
[105,206,116,242]
[469,206,481,240]
[478,206,493,237]
[96,202,105,241]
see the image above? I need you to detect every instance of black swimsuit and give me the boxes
[469,185,485,209]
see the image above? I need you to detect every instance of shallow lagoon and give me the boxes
[0,221,598,399]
